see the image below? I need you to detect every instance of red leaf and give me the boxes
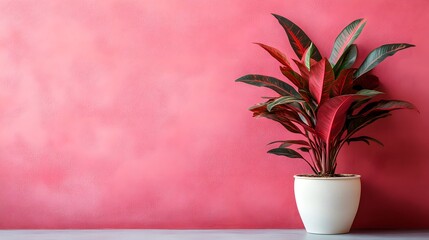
[254,43,290,66]
[309,58,335,104]
[316,95,364,143]
[293,59,310,80]
[332,69,355,96]
[280,65,306,89]
[249,103,303,134]
[273,14,322,61]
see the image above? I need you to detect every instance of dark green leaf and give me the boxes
[267,140,310,147]
[268,147,318,174]
[358,100,417,115]
[298,147,311,152]
[280,122,303,134]
[235,74,300,97]
[355,89,384,97]
[268,147,304,159]
[355,43,415,78]
[272,14,322,60]
[333,44,358,76]
[267,96,304,112]
[347,111,391,135]
[329,19,366,65]
[346,136,384,146]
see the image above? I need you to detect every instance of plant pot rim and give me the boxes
[294,174,361,180]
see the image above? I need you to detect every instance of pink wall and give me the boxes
[0,0,428,229]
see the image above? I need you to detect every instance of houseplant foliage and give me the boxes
[236,14,416,177]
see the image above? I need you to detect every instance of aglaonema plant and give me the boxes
[236,14,417,176]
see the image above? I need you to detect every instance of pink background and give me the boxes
[0,0,428,229]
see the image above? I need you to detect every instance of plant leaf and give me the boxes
[280,122,303,134]
[250,102,308,134]
[250,103,303,134]
[355,43,415,78]
[347,111,391,135]
[316,95,364,143]
[280,65,307,89]
[298,147,311,152]
[358,100,418,115]
[267,96,305,112]
[254,42,290,66]
[332,69,355,96]
[268,140,310,147]
[235,74,300,97]
[355,89,384,97]
[333,44,358,76]
[293,59,310,80]
[309,58,335,104]
[347,89,383,113]
[346,136,384,146]
[268,147,318,174]
[272,14,322,61]
[303,43,314,70]
[329,19,367,65]
[273,107,316,133]
[268,147,304,159]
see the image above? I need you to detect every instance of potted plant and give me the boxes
[235,14,417,234]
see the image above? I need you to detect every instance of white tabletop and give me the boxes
[0,229,428,240]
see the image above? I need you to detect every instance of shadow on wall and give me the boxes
[352,113,427,229]
[355,179,429,229]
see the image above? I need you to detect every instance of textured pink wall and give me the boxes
[0,0,428,229]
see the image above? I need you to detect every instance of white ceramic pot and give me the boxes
[294,174,361,234]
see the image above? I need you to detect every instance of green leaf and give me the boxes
[303,43,314,70]
[235,74,300,97]
[268,147,318,174]
[333,44,358,76]
[298,147,311,152]
[355,89,384,97]
[280,122,303,134]
[329,19,366,65]
[270,106,317,134]
[267,96,305,112]
[346,136,384,146]
[358,100,418,115]
[355,43,415,78]
[347,89,384,111]
[347,111,391,135]
[267,140,310,147]
[268,147,304,159]
[272,14,322,61]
